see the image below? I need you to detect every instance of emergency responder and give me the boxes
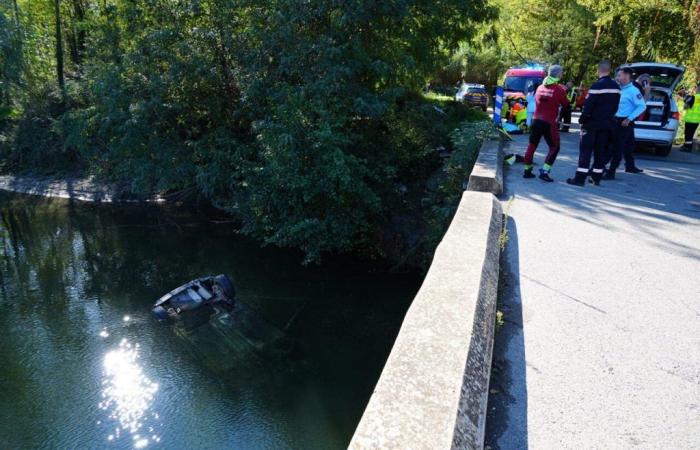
[560,81,576,132]
[501,99,510,124]
[511,99,526,124]
[523,65,570,182]
[566,60,620,187]
[682,83,700,152]
[604,67,646,179]
[526,85,536,128]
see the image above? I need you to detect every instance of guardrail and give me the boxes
[349,188,503,449]
[467,139,503,195]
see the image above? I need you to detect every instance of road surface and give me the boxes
[485,122,700,449]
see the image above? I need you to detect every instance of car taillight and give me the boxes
[671,112,680,120]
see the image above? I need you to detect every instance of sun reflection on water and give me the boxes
[100,338,161,447]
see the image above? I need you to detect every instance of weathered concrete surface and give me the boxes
[0,175,162,203]
[468,140,503,195]
[350,191,503,450]
[486,121,700,449]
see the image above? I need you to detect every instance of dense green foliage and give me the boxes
[0,0,493,262]
[440,0,700,88]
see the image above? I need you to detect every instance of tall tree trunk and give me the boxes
[54,0,65,92]
[11,0,20,27]
[68,0,86,67]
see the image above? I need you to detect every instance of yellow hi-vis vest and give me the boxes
[686,94,700,123]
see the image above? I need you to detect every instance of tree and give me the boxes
[53,0,65,92]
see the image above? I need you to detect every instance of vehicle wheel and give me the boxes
[654,144,672,157]
[214,274,236,299]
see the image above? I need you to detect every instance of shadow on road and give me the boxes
[484,217,528,450]
[505,134,700,261]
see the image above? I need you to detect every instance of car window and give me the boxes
[504,76,543,92]
[647,75,674,88]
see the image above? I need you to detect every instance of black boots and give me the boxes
[538,169,554,182]
[566,172,586,186]
[523,168,536,179]
[603,169,615,180]
[625,166,643,174]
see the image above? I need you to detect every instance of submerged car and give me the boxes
[152,274,236,320]
[152,275,294,364]
[617,62,684,156]
[455,83,489,111]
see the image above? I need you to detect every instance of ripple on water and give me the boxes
[99,338,161,448]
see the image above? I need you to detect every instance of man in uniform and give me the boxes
[683,83,700,152]
[567,61,620,187]
[523,65,570,182]
[604,67,646,179]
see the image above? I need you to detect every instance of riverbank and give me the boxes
[0,174,164,203]
[0,118,492,268]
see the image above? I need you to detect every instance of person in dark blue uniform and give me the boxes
[567,61,621,186]
[603,67,646,179]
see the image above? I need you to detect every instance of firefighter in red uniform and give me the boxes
[523,65,570,182]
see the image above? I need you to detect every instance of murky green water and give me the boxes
[0,192,421,449]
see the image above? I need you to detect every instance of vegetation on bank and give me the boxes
[0,0,495,264]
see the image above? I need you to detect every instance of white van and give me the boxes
[617,62,684,156]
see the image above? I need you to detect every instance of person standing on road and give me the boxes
[604,67,646,179]
[560,81,576,133]
[526,84,536,128]
[523,65,570,182]
[567,60,620,187]
[682,83,700,152]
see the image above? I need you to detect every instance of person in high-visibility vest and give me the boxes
[511,100,526,124]
[559,81,576,132]
[683,83,700,152]
[501,100,510,123]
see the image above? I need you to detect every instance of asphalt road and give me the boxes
[484,123,700,449]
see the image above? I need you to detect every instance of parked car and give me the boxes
[617,62,684,156]
[455,83,489,111]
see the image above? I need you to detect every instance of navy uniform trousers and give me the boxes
[576,127,611,182]
[607,119,636,171]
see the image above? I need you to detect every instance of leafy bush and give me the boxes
[415,121,499,266]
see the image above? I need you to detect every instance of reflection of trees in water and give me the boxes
[0,193,423,449]
[0,195,227,312]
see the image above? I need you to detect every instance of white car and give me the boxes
[617,62,684,156]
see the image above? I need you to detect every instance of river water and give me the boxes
[0,192,421,449]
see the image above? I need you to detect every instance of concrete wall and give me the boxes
[350,191,503,450]
[467,140,503,195]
